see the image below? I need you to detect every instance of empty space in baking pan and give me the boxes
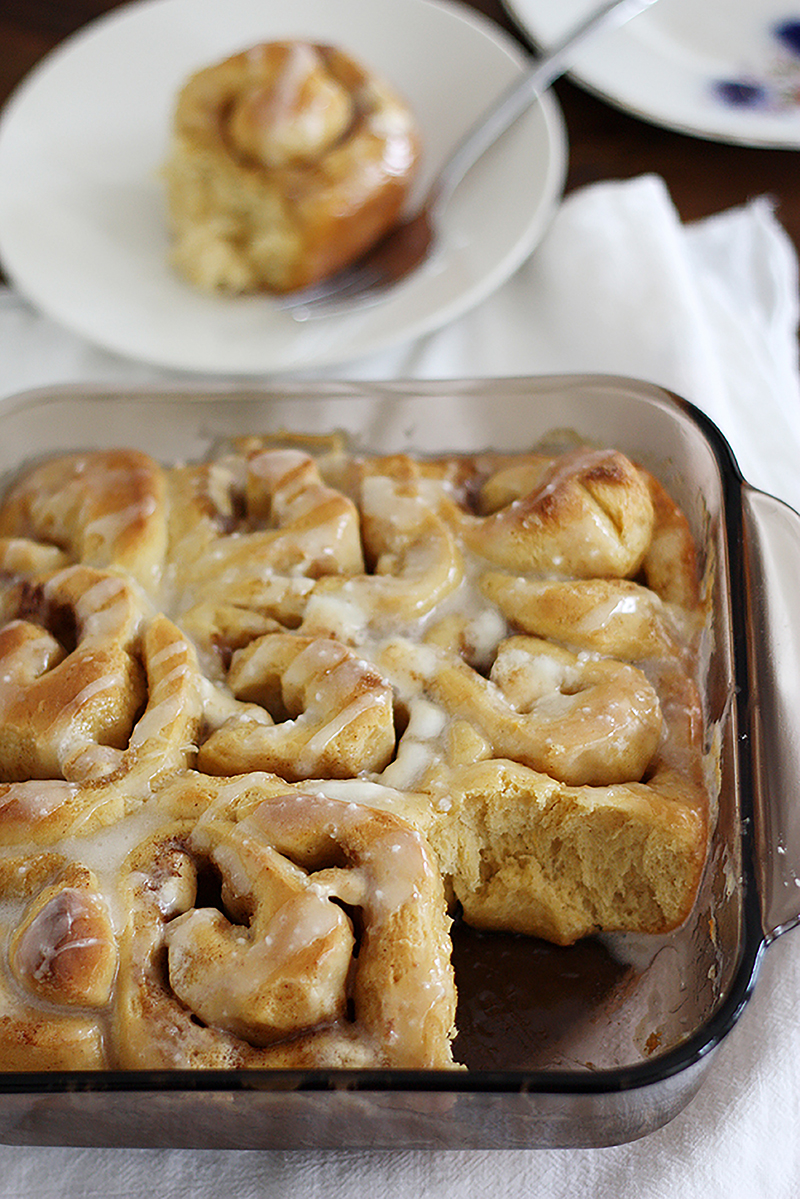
[0,376,745,1079]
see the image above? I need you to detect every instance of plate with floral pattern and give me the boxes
[503,0,800,148]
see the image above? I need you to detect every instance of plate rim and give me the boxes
[501,0,800,149]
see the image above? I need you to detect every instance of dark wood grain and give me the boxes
[1,0,798,270]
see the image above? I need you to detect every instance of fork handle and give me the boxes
[431,0,660,213]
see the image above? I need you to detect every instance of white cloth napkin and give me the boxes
[1,174,799,1198]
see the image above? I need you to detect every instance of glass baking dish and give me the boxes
[0,373,797,1150]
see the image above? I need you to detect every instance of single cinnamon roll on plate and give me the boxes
[164,40,421,294]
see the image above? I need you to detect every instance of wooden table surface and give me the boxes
[1,0,799,270]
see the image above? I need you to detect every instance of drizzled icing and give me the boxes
[0,437,710,1071]
[224,787,451,1062]
[199,633,395,780]
[230,43,353,169]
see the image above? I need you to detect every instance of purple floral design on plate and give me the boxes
[714,18,800,111]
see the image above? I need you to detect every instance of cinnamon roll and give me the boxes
[301,473,465,641]
[447,447,656,578]
[377,634,663,788]
[0,450,167,594]
[0,565,202,844]
[165,446,364,672]
[198,632,397,780]
[429,662,709,945]
[164,41,421,294]
[113,778,457,1069]
[477,575,692,661]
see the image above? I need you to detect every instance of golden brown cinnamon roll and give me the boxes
[164,41,421,293]
[377,634,663,788]
[164,445,365,674]
[0,450,168,594]
[445,447,656,578]
[301,473,465,642]
[477,575,692,662]
[113,777,458,1069]
[429,661,709,946]
[0,565,202,844]
[197,632,397,780]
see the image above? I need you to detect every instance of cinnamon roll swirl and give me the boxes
[0,450,167,593]
[198,632,396,780]
[165,445,364,672]
[164,41,421,294]
[0,565,202,844]
[113,778,457,1069]
[448,447,656,578]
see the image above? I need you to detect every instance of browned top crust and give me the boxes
[0,436,710,1069]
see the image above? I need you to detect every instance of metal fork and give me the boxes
[280,0,660,318]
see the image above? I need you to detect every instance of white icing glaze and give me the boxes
[0,439,708,1068]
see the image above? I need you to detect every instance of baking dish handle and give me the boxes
[742,485,800,941]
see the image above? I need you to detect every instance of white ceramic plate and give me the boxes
[503,0,800,148]
[0,0,567,376]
